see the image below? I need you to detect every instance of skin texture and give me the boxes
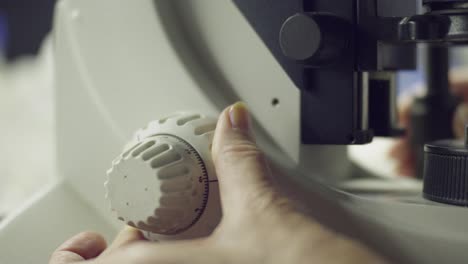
[390,69,468,177]
[49,102,386,264]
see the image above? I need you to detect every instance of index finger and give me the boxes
[49,232,107,264]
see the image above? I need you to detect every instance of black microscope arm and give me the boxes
[232,0,468,147]
[232,0,418,144]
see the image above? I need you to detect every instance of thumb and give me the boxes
[100,226,145,257]
[212,102,276,214]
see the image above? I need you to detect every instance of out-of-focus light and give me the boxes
[0,13,7,55]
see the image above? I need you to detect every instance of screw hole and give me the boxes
[124,175,127,179]
[145,188,148,192]
[126,202,130,206]
[271,98,280,107]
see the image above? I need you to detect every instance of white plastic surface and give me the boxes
[0,37,56,218]
[0,181,117,264]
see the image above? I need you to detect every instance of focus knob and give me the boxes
[279,13,351,66]
[105,113,221,240]
[423,125,468,206]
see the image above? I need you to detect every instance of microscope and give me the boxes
[1,0,468,263]
[104,0,468,260]
[234,0,459,175]
[232,0,468,200]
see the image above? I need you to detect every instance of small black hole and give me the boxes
[126,202,130,206]
[271,98,280,107]
[124,175,127,179]
[145,188,148,192]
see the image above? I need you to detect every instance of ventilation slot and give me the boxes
[146,216,161,226]
[158,165,190,179]
[158,114,179,124]
[161,177,192,192]
[142,144,170,161]
[151,150,182,168]
[137,221,159,233]
[194,123,216,135]
[177,115,201,126]
[127,221,136,228]
[131,141,155,157]
[122,142,143,158]
[159,195,190,207]
[155,208,185,219]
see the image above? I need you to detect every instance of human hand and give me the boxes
[390,69,468,177]
[50,102,385,264]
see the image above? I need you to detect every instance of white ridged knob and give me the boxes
[105,113,221,239]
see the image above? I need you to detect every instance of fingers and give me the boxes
[450,68,468,100]
[389,139,416,177]
[49,228,145,264]
[212,102,275,212]
[49,231,107,264]
[390,68,468,177]
[453,103,468,139]
[389,96,416,177]
[398,97,413,129]
[448,69,468,138]
[100,226,145,257]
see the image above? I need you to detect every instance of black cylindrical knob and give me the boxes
[423,125,468,206]
[279,13,350,66]
[423,0,468,10]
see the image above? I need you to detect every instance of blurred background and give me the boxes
[0,0,55,60]
[0,0,56,220]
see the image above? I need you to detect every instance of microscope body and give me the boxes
[1,1,468,263]
[233,0,464,146]
[51,0,468,262]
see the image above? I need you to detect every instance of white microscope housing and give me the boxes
[0,1,467,263]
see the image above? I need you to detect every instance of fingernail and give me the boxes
[229,102,251,131]
[116,225,138,238]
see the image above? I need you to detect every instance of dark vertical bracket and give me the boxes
[233,0,374,144]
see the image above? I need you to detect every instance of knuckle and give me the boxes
[218,141,264,163]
